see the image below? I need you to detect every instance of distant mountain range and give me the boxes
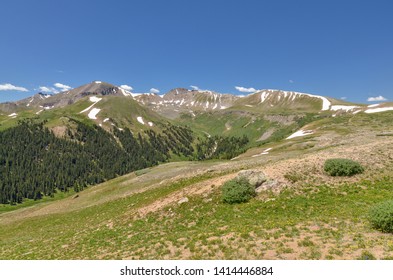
[1,81,391,120]
[1,80,393,205]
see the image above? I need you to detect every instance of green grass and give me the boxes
[0,110,38,131]
[175,110,321,147]
[2,175,393,259]
[176,111,269,142]
[0,191,75,214]
[2,104,393,259]
[1,95,168,132]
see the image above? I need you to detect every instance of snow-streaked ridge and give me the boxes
[257,90,331,111]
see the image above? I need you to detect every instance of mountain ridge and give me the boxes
[1,80,392,132]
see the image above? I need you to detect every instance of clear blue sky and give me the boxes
[1,0,392,103]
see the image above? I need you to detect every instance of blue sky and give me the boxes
[1,0,392,103]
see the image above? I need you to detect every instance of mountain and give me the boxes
[0,82,253,204]
[2,81,392,144]
[2,80,393,260]
[0,81,134,114]
[16,92,53,108]
[2,81,388,119]
[232,89,333,112]
[134,87,381,119]
[135,88,239,119]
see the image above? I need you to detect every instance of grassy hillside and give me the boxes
[175,110,323,146]
[2,111,393,259]
[0,95,167,133]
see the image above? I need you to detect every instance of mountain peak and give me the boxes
[164,88,190,97]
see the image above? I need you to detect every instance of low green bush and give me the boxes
[324,158,364,176]
[284,171,303,183]
[369,200,393,233]
[357,250,377,260]
[221,177,256,204]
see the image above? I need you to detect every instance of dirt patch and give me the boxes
[261,136,393,188]
[257,128,275,141]
[136,173,237,217]
[264,115,297,125]
[51,125,68,137]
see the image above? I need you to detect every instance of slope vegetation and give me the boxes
[1,111,393,259]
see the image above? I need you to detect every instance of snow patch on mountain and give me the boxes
[89,96,102,103]
[118,87,135,97]
[365,107,393,114]
[88,108,100,119]
[297,93,330,110]
[27,97,34,107]
[252,148,272,157]
[330,105,359,112]
[80,96,102,113]
[286,130,314,139]
[137,116,145,124]
[80,103,96,113]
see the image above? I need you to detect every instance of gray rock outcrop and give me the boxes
[236,170,267,188]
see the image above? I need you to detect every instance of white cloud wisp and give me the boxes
[120,85,133,91]
[367,96,387,102]
[0,83,29,92]
[150,88,160,94]
[54,83,72,91]
[235,86,257,93]
[38,86,58,94]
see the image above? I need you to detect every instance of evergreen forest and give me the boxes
[0,120,248,204]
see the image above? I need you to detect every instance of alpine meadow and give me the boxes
[1,0,393,262]
[1,81,393,259]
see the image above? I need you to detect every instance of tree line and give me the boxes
[0,120,248,204]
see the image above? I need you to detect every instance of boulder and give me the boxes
[236,169,267,188]
[178,197,189,205]
[256,180,280,193]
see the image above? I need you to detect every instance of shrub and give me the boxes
[284,171,303,183]
[357,251,377,260]
[324,158,364,176]
[369,200,393,233]
[221,177,256,204]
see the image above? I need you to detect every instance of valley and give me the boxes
[1,81,393,259]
